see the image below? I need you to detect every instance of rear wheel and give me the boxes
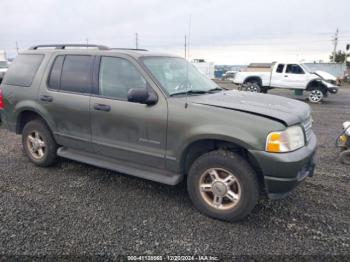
[22,119,58,166]
[187,150,259,222]
[245,82,261,93]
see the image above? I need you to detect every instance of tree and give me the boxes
[330,50,350,67]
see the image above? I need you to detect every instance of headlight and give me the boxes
[266,125,305,153]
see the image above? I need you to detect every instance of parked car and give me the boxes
[233,62,339,103]
[0,44,317,221]
[221,70,237,81]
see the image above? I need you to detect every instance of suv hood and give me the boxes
[189,90,310,126]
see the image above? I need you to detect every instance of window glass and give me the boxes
[276,64,284,73]
[4,54,44,87]
[143,57,218,96]
[48,56,64,90]
[60,55,92,93]
[286,64,304,74]
[99,57,147,100]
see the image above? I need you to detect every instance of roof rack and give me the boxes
[111,48,148,51]
[29,44,110,50]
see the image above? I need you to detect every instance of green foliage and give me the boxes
[330,50,350,67]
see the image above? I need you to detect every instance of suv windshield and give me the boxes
[143,57,220,96]
[0,61,8,68]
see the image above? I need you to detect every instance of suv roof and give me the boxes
[24,44,177,59]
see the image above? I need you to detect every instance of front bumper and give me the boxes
[249,132,317,199]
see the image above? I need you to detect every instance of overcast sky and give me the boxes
[1,0,349,64]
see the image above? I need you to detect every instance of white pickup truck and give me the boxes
[233,62,339,103]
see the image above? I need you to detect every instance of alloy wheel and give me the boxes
[199,168,241,210]
[26,131,46,159]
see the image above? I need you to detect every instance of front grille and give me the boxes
[302,117,312,143]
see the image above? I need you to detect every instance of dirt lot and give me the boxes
[0,84,349,259]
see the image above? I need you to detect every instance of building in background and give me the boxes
[191,59,215,79]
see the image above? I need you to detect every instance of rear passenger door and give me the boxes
[39,54,94,151]
[90,55,168,169]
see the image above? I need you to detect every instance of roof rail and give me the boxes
[29,44,111,50]
[111,48,148,51]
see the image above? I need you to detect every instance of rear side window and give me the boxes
[60,55,92,94]
[4,54,44,87]
[276,64,284,73]
[48,56,64,90]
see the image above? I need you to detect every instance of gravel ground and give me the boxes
[0,84,349,260]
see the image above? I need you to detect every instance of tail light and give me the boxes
[0,88,4,110]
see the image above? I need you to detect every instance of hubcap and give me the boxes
[199,168,241,210]
[27,131,46,159]
[309,90,323,102]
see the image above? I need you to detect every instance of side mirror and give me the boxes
[127,88,158,105]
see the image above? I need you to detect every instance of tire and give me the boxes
[187,150,259,222]
[340,149,350,165]
[308,87,324,103]
[245,82,261,93]
[22,119,58,167]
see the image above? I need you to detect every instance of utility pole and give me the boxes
[135,33,138,49]
[15,41,19,54]
[86,38,89,48]
[184,35,187,59]
[332,28,339,62]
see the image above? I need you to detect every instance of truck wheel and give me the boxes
[340,149,350,165]
[245,82,261,93]
[22,119,58,167]
[187,150,259,222]
[308,87,324,103]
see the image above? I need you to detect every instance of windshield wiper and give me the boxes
[170,90,209,97]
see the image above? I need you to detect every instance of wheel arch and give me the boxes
[179,138,265,189]
[243,76,262,86]
[16,109,54,135]
[306,79,327,93]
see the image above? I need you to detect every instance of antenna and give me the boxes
[184,35,187,59]
[185,14,192,109]
[15,41,19,54]
[135,33,139,49]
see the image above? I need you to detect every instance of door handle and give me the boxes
[284,75,288,77]
[40,95,53,102]
[94,103,111,112]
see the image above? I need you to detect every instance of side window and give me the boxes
[48,55,64,90]
[3,54,44,87]
[286,64,304,74]
[60,55,92,94]
[276,64,284,73]
[99,57,147,100]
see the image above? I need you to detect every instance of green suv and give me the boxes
[0,44,316,221]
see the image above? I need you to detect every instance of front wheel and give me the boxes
[187,150,259,222]
[340,149,350,165]
[308,88,324,103]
